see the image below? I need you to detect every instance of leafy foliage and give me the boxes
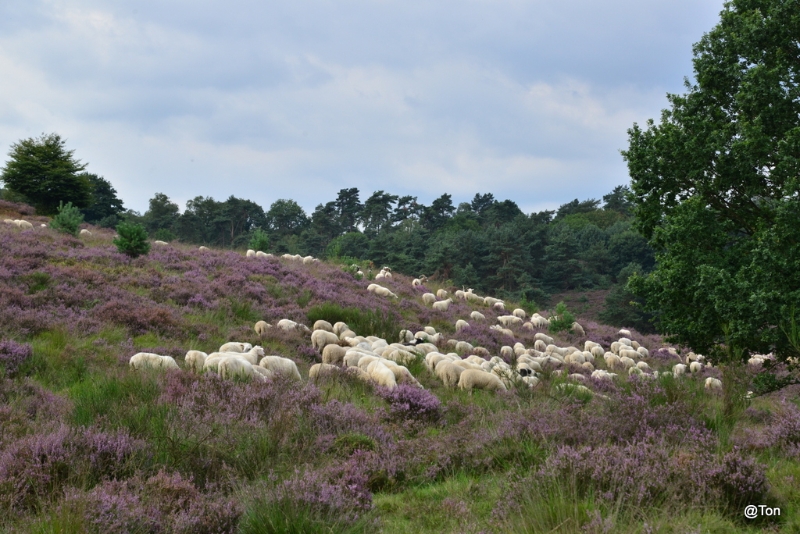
[0,133,92,215]
[80,174,124,224]
[49,201,85,236]
[113,221,151,258]
[248,229,270,252]
[548,301,576,334]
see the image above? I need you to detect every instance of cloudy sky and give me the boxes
[0,0,724,215]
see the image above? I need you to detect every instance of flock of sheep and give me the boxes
[116,247,735,394]
[3,218,93,235]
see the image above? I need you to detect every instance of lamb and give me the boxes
[436,289,449,299]
[259,356,302,380]
[458,369,507,391]
[705,377,722,391]
[470,311,486,321]
[311,330,341,352]
[184,350,208,372]
[432,298,453,311]
[254,321,271,337]
[422,293,437,305]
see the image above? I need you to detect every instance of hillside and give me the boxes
[0,200,798,533]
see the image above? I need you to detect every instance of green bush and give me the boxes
[153,228,176,242]
[49,201,85,236]
[548,301,576,334]
[113,221,151,258]
[249,229,270,252]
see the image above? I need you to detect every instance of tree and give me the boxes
[49,201,85,236]
[81,174,125,224]
[0,133,92,215]
[360,190,398,236]
[602,185,632,216]
[265,199,309,238]
[114,221,151,258]
[143,193,180,235]
[623,0,800,360]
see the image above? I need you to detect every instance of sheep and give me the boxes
[303,256,316,264]
[367,360,397,389]
[309,320,333,333]
[254,321,271,337]
[311,330,341,352]
[432,298,453,312]
[422,293,437,305]
[309,363,340,382]
[339,329,358,341]
[184,350,208,373]
[637,347,650,358]
[454,341,474,354]
[636,361,651,371]
[277,319,310,333]
[219,342,251,353]
[631,340,641,350]
[618,329,632,337]
[246,249,256,257]
[618,337,632,347]
[458,369,507,391]
[399,329,415,343]
[454,290,466,300]
[673,364,687,377]
[436,361,464,388]
[252,365,275,380]
[412,278,422,287]
[332,322,350,335]
[619,356,636,370]
[322,344,348,365]
[466,292,484,304]
[154,240,168,246]
[383,349,417,366]
[484,296,503,307]
[218,357,255,380]
[705,377,722,391]
[374,286,398,299]
[689,361,704,373]
[470,311,486,322]
[199,246,209,251]
[534,333,555,345]
[129,353,179,371]
[455,319,469,332]
[436,289,449,299]
[17,220,33,229]
[259,356,302,380]
[512,308,527,319]
[211,346,264,366]
[604,353,622,370]
[619,348,640,360]
[571,322,585,336]
[628,366,643,377]
[533,340,547,352]
[256,251,270,258]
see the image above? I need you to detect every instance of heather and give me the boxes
[0,213,796,532]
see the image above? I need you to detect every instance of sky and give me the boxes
[0,0,725,216]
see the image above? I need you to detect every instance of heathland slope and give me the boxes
[0,202,798,533]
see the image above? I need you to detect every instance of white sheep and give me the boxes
[534,333,555,345]
[497,315,523,327]
[17,220,33,229]
[256,251,270,258]
[435,361,464,388]
[604,353,622,370]
[154,240,168,246]
[129,352,179,371]
[199,246,209,251]
[673,364,687,377]
[218,357,255,380]
[412,278,422,287]
[637,347,650,358]
[184,350,208,372]
[277,319,310,333]
[254,321,271,337]
[432,298,453,311]
[689,361,704,373]
[571,322,585,336]
[512,308,527,319]
[322,345,348,365]
[367,360,397,389]
[455,319,469,332]
[705,377,722,391]
[458,369,507,391]
[309,363,340,382]
[422,293,437,305]
[436,289,449,299]
[246,249,256,257]
[259,356,302,380]
[313,320,334,332]
[469,311,485,322]
[373,285,398,299]
[618,329,632,337]
[311,330,341,352]
[219,342,252,353]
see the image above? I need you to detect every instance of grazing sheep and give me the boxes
[534,333,555,345]
[254,321,271,337]
[259,356,302,380]
[213,346,264,366]
[469,311,486,322]
[705,377,722,391]
[458,369,507,391]
[571,322,585,336]
[618,337,632,347]
[618,329,632,337]
[277,319,310,333]
[454,341,474,354]
[199,246,209,251]
[436,289,448,299]
[512,308,527,319]
[636,361,651,371]
[412,278,422,287]
[322,344,348,365]
[689,361,704,373]
[619,348,640,360]
[367,360,397,389]
[673,364,687,377]
[373,285,398,299]
[309,363,340,382]
[219,357,255,380]
[422,293,437,305]
[246,249,256,257]
[631,340,641,350]
[455,319,469,332]
[219,342,252,353]
[129,353,179,371]
[252,366,275,380]
[435,361,464,388]
[17,220,33,229]
[313,320,334,332]
[637,347,650,358]
[432,298,453,311]
[184,350,208,373]
[154,240,168,246]
[311,330,341,352]
[256,251,270,258]
[604,353,622,371]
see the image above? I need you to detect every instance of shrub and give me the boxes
[153,228,176,242]
[376,384,443,424]
[113,221,151,258]
[0,339,33,377]
[548,301,576,334]
[49,201,84,236]
[249,229,270,252]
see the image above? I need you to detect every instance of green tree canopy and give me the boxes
[0,133,92,215]
[623,0,800,360]
[81,174,125,224]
